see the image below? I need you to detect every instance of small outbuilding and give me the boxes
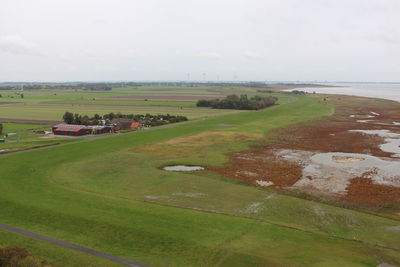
[87,125,113,134]
[112,119,142,130]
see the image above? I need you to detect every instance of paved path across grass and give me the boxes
[0,223,151,267]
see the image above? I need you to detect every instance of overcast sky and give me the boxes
[0,0,399,82]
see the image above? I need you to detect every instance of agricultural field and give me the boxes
[1,86,400,267]
[0,122,81,153]
[0,85,294,122]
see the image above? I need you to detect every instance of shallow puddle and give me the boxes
[349,130,400,157]
[299,152,400,193]
[163,165,204,171]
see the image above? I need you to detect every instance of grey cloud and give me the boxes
[0,0,399,82]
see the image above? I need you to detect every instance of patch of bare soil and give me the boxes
[332,155,365,163]
[214,150,303,188]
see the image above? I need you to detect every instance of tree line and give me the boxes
[196,94,277,110]
[62,112,188,127]
[285,90,307,95]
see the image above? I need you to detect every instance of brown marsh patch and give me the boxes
[215,95,400,206]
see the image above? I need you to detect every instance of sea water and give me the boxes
[292,83,400,102]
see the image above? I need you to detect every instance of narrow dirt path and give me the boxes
[0,223,151,267]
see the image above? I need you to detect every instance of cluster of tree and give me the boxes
[0,123,3,135]
[285,90,307,95]
[257,89,274,93]
[197,94,277,110]
[0,86,18,90]
[0,84,58,90]
[0,246,56,267]
[257,89,307,95]
[84,86,112,91]
[24,84,112,91]
[244,82,273,88]
[62,112,188,127]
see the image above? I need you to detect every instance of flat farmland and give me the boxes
[100,94,225,101]
[0,85,286,105]
[0,102,245,121]
[1,122,48,132]
[0,87,264,121]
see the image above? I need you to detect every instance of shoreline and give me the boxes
[283,83,400,103]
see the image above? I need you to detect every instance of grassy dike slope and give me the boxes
[1,96,399,266]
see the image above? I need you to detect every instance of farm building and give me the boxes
[112,119,142,130]
[52,124,88,136]
[52,124,114,136]
[87,125,113,134]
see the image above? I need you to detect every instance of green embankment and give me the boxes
[1,96,399,266]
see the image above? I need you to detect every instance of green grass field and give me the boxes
[1,94,399,266]
[0,103,245,121]
[0,87,291,122]
[0,123,80,153]
[1,122,47,132]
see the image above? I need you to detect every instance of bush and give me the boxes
[196,94,277,110]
